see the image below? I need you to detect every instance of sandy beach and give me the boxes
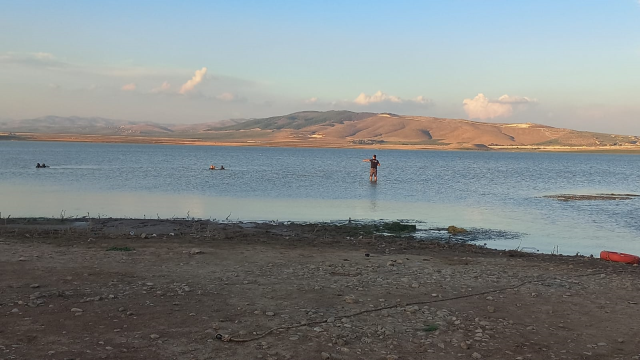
[1,218,639,360]
[8,133,640,153]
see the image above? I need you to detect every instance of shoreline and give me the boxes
[1,218,639,359]
[5,133,640,154]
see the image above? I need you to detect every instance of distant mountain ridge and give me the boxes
[0,116,248,135]
[1,111,639,149]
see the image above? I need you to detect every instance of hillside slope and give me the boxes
[1,111,638,149]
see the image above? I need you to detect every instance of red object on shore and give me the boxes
[600,251,640,264]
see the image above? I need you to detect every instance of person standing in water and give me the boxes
[363,154,380,181]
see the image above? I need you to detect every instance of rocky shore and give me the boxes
[1,219,639,359]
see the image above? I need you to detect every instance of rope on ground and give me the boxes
[216,272,606,343]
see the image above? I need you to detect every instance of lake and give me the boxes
[1,141,639,256]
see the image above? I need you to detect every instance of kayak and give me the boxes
[600,251,640,264]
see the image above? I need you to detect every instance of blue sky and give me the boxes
[1,0,639,133]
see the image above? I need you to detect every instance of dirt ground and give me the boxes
[1,219,639,360]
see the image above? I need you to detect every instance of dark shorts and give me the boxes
[370,168,377,176]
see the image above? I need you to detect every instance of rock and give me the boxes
[81,296,102,302]
[29,292,45,300]
[472,352,482,359]
[344,296,357,304]
[189,248,203,255]
[140,233,148,239]
[265,312,275,316]
[411,283,420,288]
[461,342,469,349]
[30,284,40,288]
[327,317,335,323]
[596,342,607,346]
[321,353,331,360]
[150,334,160,339]
[70,308,83,312]
[10,308,19,313]
[289,335,299,340]
[386,261,395,267]
[118,307,126,312]
[487,306,495,313]
[28,299,44,307]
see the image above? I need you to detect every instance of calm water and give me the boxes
[1,141,640,256]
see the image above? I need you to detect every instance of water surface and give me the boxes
[1,141,639,256]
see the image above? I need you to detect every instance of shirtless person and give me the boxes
[363,154,380,181]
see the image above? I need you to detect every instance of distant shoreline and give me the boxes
[5,132,640,154]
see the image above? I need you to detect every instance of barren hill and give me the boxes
[2,111,639,150]
[211,111,639,148]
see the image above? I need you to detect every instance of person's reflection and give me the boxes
[369,181,378,211]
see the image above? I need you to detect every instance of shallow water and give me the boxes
[1,141,640,256]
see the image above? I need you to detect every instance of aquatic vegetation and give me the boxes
[381,222,417,233]
[447,225,467,235]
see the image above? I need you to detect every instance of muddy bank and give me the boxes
[1,219,639,360]
[543,193,639,201]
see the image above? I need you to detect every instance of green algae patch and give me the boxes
[381,222,417,233]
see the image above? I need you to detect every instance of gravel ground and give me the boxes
[1,219,639,360]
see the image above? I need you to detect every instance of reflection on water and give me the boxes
[368,181,378,211]
[1,141,640,257]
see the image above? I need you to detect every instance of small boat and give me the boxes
[600,250,640,264]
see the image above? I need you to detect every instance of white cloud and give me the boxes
[413,95,430,104]
[305,97,318,104]
[35,52,55,60]
[354,91,402,105]
[151,81,171,93]
[179,67,207,94]
[48,83,60,89]
[0,52,69,69]
[216,92,235,101]
[121,83,136,91]
[463,93,537,120]
[496,95,537,104]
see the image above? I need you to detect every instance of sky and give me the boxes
[1,0,639,134]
